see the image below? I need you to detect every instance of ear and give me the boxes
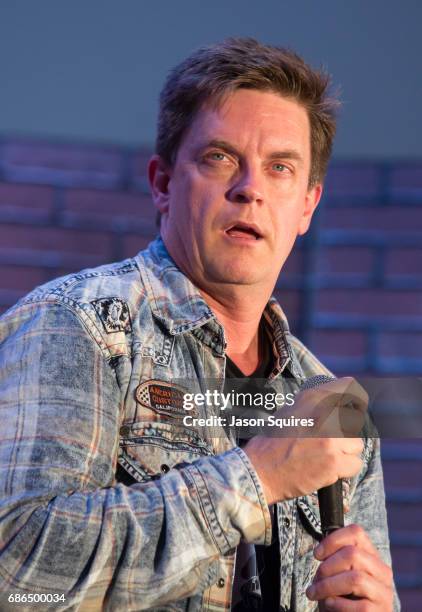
[148,155,172,214]
[297,183,323,236]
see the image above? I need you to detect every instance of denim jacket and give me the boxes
[0,237,399,611]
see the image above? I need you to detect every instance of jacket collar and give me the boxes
[136,235,216,335]
[136,236,304,379]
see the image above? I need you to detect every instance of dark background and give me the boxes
[0,1,421,607]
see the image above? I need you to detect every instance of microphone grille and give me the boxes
[300,374,336,391]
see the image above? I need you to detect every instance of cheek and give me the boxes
[269,216,302,264]
[191,185,223,223]
[272,206,303,237]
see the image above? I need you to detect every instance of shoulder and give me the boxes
[0,249,155,360]
[13,256,142,309]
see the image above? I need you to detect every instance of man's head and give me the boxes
[149,38,339,299]
[156,37,338,190]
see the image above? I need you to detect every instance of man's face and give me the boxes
[150,89,322,294]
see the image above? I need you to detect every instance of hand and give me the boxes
[306,524,394,611]
[243,377,367,504]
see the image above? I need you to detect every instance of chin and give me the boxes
[207,264,265,286]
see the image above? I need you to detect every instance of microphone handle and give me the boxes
[318,479,344,536]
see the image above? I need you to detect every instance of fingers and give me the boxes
[314,596,358,611]
[306,525,395,609]
[320,438,364,481]
[315,525,378,561]
[306,571,391,607]
[312,595,377,611]
[341,438,364,455]
[243,435,364,504]
[315,545,393,589]
[338,454,364,479]
[313,436,363,457]
[340,438,364,479]
[297,377,369,438]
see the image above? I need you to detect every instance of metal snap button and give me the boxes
[283,517,291,528]
[119,425,131,437]
[160,464,170,473]
[217,578,225,588]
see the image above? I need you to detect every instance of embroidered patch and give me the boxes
[135,380,197,418]
[91,298,132,334]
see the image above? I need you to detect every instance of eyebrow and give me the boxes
[201,139,304,165]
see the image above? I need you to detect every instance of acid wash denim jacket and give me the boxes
[0,236,399,611]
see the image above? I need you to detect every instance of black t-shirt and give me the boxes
[225,322,280,611]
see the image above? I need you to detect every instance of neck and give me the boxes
[160,235,275,372]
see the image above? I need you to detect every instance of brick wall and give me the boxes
[0,137,421,606]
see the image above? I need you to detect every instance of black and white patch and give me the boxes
[298,496,322,535]
[91,297,132,334]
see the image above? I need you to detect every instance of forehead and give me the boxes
[180,89,311,155]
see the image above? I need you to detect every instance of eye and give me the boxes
[208,152,228,162]
[272,162,289,173]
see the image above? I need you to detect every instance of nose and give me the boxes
[226,166,264,204]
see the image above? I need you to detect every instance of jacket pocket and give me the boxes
[117,420,214,483]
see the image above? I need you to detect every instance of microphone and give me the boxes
[299,375,344,536]
[300,375,361,606]
[317,479,344,536]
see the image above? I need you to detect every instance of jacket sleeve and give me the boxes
[0,301,271,610]
[347,437,401,611]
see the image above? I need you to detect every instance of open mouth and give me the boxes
[225,223,262,240]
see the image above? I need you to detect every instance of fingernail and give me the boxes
[325,597,335,610]
[306,584,316,599]
[314,542,324,558]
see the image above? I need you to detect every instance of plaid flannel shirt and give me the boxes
[0,236,399,611]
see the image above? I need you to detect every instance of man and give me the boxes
[0,38,398,611]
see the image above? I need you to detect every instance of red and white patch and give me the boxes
[135,380,197,418]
